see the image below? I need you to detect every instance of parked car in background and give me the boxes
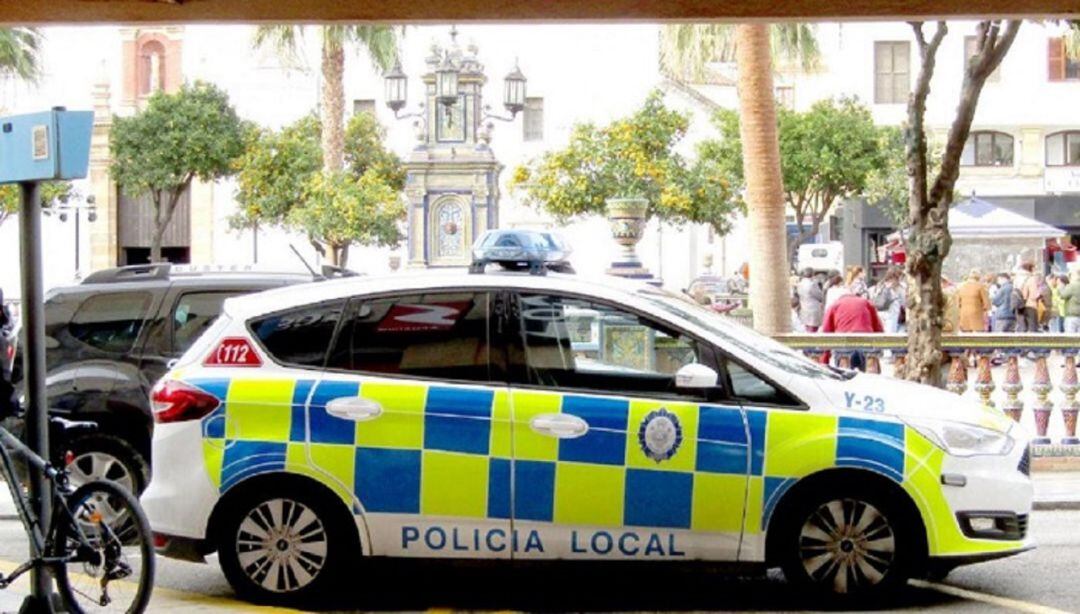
[796,241,844,274]
[7,263,311,493]
[471,228,574,273]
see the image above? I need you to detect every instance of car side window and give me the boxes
[720,357,801,407]
[171,292,234,356]
[326,291,498,383]
[513,293,711,399]
[67,292,153,353]
[250,300,346,368]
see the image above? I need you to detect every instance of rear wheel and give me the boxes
[64,434,148,495]
[777,486,917,598]
[53,480,155,614]
[217,481,357,605]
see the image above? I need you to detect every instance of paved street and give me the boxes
[0,511,1075,612]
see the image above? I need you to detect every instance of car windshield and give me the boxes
[637,286,847,380]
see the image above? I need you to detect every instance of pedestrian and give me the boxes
[796,268,824,332]
[823,272,846,312]
[0,286,15,419]
[1021,272,1047,333]
[820,286,884,371]
[846,265,868,298]
[1049,274,1067,334]
[870,267,904,333]
[956,269,991,333]
[1013,262,1035,332]
[1061,270,1080,334]
[991,272,1018,332]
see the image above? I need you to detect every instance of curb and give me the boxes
[1033,500,1080,511]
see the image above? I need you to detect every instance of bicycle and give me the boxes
[0,418,154,613]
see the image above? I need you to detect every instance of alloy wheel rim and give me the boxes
[236,498,328,593]
[69,451,136,493]
[798,498,896,593]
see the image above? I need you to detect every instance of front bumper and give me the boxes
[929,436,1034,560]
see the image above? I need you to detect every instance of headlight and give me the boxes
[903,417,1014,457]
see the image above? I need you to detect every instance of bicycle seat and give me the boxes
[48,417,98,437]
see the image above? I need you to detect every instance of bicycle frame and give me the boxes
[0,425,97,589]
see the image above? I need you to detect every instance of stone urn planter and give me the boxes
[605,197,651,278]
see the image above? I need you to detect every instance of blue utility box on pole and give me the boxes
[0,108,93,183]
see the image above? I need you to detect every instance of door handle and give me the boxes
[326,397,383,422]
[530,413,589,439]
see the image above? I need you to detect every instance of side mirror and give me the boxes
[675,363,718,389]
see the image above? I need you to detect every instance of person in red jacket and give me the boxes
[819,290,884,371]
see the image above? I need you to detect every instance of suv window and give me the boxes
[68,292,153,353]
[172,292,233,356]
[250,300,346,368]
[513,293,711,399]
[327,291,497,383]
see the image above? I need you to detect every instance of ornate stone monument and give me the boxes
[392,32,514,268]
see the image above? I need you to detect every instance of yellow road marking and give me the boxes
[0,557,300,612]
[911,579,1073,614]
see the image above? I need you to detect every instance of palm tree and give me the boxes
[661,24,819,335]
[0,27,42,83]
[254,25,398,174]
[660,23,819,82]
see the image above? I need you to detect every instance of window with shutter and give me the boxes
[874,41,910,104]
[1049,37,1067,81]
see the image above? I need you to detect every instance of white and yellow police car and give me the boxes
[142,272,1032,604]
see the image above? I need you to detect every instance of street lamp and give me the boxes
[435,52,460,108]
[46,194,96,278]
[384,60,408,113]
[502,61,527,117]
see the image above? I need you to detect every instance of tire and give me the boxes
[775,484,918,598]
[216,480,357,606]
[63,433,149,495]
[52,479,155,614]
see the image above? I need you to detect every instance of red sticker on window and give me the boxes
[375,302,471,332]
[204,337,262,367]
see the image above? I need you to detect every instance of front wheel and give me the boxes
[777,488,917,598]
[52,480,155,614]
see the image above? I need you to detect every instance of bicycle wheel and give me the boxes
[51,480,155,614]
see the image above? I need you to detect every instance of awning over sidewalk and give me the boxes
[950,197,1066,240]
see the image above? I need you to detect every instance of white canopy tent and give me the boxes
[944,197,1066,281]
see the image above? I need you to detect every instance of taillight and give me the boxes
[151,380,220,424]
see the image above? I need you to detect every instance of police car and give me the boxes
[142,271,1032,604]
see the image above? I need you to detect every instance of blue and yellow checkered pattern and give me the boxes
[189,374,1007,559]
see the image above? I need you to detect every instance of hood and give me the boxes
[814,372,1015,433]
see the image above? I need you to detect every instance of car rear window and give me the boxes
[249,300,346,368]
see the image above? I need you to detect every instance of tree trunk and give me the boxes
[325,242,340,267]
[321,33,346,173]
[735,24,791,335]
[904,21,1020,387]
[339,243,351,269]
[149,226,164,263]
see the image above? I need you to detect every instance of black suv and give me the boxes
[9,264,312,493]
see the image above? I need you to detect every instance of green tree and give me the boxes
[0,182,75,227]
[110,81,247,262]
[510,91,739,235]
[0,27,42,82]
[233,112,406,267]
[700,98,885,263]
[865,126,947,231]
[253,25,398,173]
[288,170,405,267]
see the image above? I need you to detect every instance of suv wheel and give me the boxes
[777,487,916,597]
[64,434,149,494]
[217,481,357,605]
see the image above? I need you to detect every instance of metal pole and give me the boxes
[17,181,54,612]
[74,210,80,277]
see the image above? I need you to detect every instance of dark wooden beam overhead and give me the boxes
[1,0,1077,24]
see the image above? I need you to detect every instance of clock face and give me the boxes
[436,94,467,142]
